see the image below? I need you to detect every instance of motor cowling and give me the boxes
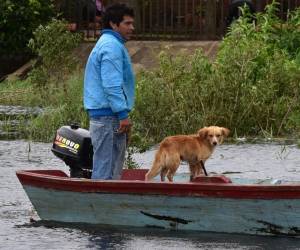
[51,124,93,178]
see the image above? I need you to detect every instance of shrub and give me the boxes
[132,2,300,144]
[0,0,55,55]
[28,19,82,89]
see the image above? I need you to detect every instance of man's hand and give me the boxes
[118,118,132,134]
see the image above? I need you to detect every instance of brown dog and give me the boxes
[145,126,230,182]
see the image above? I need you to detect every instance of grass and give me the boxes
[1,72,88,141]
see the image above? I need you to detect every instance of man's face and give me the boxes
[110,15,134,40]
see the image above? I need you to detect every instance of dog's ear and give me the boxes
[198,127,208,138]
[221,127,230,137]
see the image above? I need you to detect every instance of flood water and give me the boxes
[1,140,300,249]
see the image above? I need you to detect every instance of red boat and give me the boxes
[16,125,300,236]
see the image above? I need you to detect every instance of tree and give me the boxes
[0,0,55,56]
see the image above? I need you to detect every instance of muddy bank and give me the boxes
[76,40,220,73]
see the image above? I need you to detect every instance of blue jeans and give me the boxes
[89,116,127,180]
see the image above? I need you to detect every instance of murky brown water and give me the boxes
[1,140,300,249]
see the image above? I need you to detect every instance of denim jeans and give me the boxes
[89,116,127,180]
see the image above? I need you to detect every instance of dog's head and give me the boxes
[198,126,230,146]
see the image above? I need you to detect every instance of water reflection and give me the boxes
[18,221,300,250]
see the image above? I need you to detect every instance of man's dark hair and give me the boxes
[103,3,134,29]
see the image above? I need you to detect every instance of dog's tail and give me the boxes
[145,149,166,181]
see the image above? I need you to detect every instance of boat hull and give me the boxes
[22,184,300,236]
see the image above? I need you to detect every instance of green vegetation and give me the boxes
[0,72,88,141]
[28,19,82,89]
[133,3,300,143]
[1,2,300,151]
[1,19,85,141]
[0,0,55,56]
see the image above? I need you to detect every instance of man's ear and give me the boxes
[109,21,117,30]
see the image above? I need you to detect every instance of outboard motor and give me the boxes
[51,124,93,178]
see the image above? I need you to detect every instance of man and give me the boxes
[83,3,135,180]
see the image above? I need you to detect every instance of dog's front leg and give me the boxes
[190,161,207,180]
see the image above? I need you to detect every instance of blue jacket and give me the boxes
[83,29,135,120]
